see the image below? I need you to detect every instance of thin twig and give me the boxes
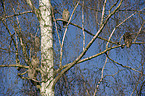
[5,11,33,18]
[105,53,142,74]
[100,0,107,25]
[56,19,118,45]
[106,8,145,48]
[60,1,80,67]
[93,51,110,96]
[82,0,85,50]
[0,64,29,68]
[52,7,61,47]
[134,21,145,42]
[12,5,30,65]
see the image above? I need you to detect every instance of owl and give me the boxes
[28,68,37,85]
[28,68,36,79]
[62,9,70,27]
[28,55,39,85]
[31,55,39,68]
[34,36,40,52]
[123,32,132,48]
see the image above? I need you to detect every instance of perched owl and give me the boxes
[28,68,36,79]
[62,9,70,27]
[31,55,39,68]
[28,55,39,86]
[34,36,40,52]
[28,68,37,85]
[123,32,132,48]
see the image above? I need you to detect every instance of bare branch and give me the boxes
[82,0,85,50]
[52,8,61,47]
[138,80,145,95]
[109,0,119,13]
[106,8,145,48]
[56,19,118,45]
[93,51,109,96]
[0,64,29,69]
[1,15,20,68]
[19,75,41,83]
[130,74,143,96]
[12,6,30,65]
[100,0,107,25]
[105,53,142,74]
[60,1,80,67]
[26,0,38,15]
[81,74,91,96]
[134,21,145,42]
[54,1,124,84]
[5,11,32,18]
[94,69,122,96]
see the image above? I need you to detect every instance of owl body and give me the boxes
[34,36,40,52]
[62,9,70,27]
[28,68,37,85]
[123,32,132,48]
[31,55,39,68]
[28,68,36,79]
[28,55,39,85]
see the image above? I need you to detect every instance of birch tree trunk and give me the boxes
[39,0,54,95]
[26,0,54,95]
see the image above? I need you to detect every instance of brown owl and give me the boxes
[28,67,37,85]
[28,68,36,79]
[28,55,39,85]
[123,32,132,48]
[31,55,39,68]
[62,9,70,27]
[34,36,40,52]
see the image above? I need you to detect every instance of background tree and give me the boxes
[0,0,145,96]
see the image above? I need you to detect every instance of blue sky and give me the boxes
[0,0,145,95]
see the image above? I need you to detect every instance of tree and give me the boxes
[0,0,145,96]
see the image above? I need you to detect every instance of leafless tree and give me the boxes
[0,0,145,96]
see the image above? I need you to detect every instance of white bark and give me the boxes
[39,0,54,95]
